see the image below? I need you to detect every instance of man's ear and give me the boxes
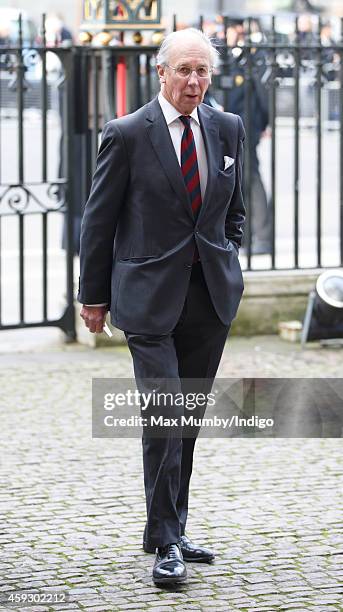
[157,64,166,83]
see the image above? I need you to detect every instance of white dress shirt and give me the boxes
[86,93,208,307]
[157,92,208,201]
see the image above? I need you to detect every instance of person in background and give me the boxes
[320,20,339,81]
[44,13,73,47]
[225,17,272,255]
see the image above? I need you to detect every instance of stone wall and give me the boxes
[231,270,318,335]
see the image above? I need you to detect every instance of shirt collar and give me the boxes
[158,92,200,127]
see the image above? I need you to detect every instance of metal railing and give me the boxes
[204,14,343,271]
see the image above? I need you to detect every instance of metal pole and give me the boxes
[244,18,253,269]
[91,52,99,173]
[315,16,322,267]
[17,13,24,185]
[294,16,300,269]
[41,13,48,182]
[63,49,76,341]
[146,54,152,103]
[19,213,24,323]
[0,217,2,325]
[222,16,230,113]
[340,18,343,266]
[270,15,277,269]
[42,212,48,321]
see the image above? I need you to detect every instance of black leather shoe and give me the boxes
[152,543,187,585]
[179,535,215,563]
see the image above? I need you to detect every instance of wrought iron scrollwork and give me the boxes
[0,182,66,214]
[1,185,30,213]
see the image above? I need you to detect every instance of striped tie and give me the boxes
[179,115,202,217]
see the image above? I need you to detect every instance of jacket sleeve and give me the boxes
[77,121,129,305]
[225,115,246,251]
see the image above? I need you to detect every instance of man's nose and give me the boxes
[187,70,199,85]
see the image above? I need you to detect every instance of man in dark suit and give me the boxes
[78,28,245,585]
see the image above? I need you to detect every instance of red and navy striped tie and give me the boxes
[180,115,202,262]
[179,115,202,218]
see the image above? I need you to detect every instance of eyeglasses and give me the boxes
[165,64,213,79]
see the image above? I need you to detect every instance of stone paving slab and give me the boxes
[0,333,342,611]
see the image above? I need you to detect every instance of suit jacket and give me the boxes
[78,96,245,334]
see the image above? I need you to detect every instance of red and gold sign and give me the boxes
[81,0,162,31]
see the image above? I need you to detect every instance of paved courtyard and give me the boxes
[0,330,343,611]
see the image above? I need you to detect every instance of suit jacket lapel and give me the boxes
[197,103,219,222]
[145,98,194,221]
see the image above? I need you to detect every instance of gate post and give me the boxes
[61,49,76,341]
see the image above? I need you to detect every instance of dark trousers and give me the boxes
[125,263,230,550]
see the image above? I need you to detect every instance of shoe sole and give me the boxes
[143,545,215,563]
[183,555,215,563]
[153,575,187,585]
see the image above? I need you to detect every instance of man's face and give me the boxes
[157,39,212,115]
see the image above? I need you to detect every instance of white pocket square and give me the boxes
[224,155,235,170]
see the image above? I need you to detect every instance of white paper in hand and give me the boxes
[103,323,113,338]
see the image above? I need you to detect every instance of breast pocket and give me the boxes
[216,165,236,197]
[218,163,235,177]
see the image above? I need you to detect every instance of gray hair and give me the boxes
[156,28,220,68]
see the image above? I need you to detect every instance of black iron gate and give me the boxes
[0,16,75,338]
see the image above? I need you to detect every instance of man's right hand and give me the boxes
[80,305,108,334]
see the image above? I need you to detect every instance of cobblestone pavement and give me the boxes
[0,330,343,612]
